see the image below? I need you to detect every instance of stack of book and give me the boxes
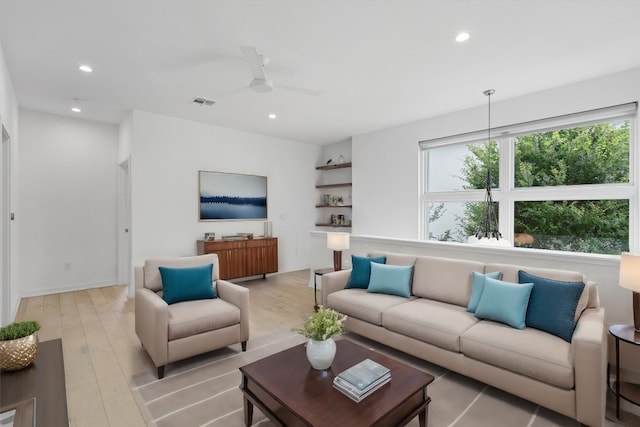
[333,358,391,402]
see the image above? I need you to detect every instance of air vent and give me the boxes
[191,97,216,107]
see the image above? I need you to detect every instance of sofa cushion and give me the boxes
[412,256,485,307]
[382,299,479,353]
[144,254,219,292]
[347,255,386,289]
[474,278,533,329]
[461,320,575,390]
[367,263,413,298]
[327,289,411,326]
[518,270,585,342]
[168,298,240,341]
[160,264,216,305]
[467,271,503,313]
[485,263,590,322]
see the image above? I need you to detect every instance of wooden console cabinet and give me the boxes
[197,237,278,280]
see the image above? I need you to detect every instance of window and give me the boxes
[419,103,637,255]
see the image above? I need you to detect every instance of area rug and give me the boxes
[131,331,637,427]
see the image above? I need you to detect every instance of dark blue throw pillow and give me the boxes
[346,255,386,289]
[518,270,584,342]
[159,263,217,305]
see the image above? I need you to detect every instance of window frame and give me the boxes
[419,102,638,253]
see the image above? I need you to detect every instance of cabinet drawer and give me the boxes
[246,238,277,248]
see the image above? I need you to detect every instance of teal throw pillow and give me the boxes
[518,271,585,342]
[347,255,386,289]
[467,271,503,313]
[474,277,533,329]
[366,262,413,298]
[159,263,217,305]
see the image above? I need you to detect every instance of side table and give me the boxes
[608,324,640,418]
[313,268,337,311]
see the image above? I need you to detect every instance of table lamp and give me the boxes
[327,232,349,271]
[619,252,640,331]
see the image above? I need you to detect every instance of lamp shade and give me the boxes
[620,252,640,292]
[327,232,349,250]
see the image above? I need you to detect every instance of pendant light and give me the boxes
[468,89,511,247]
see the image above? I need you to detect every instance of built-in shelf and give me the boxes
[316,161,352,228]
[316,162,352,171]
[315,183,352,189]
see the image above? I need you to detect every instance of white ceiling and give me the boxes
[1,0,639,145]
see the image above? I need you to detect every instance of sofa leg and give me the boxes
[157,365,165,379]
[241,341,247,352]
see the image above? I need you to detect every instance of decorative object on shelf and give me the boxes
[330,214,338,225]
[338,214,345,225]
[326,158,333,165]
[294,308,346,370]
[338,154,345,164]
[331,195,344,206]
[468,89,511,247]
[0,320,40,371]
[619,252,640,331]
[199,170,267,221]
[327,232,349,271]
[322,194,331,206]
[263,221,272,237]
[204,232,216,241]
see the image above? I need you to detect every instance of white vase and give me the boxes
[306,338,336,370]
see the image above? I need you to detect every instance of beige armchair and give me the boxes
[135,254,249,378]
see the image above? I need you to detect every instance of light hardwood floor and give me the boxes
[14,269,316,427]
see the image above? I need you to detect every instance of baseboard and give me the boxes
[18,279,118,299]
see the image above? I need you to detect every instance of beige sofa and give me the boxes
[322,252,606,427]
[135,254,250,378]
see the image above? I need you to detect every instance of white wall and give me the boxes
[17,110,119,297]
[128,110,320,281]
[0,41,20,322]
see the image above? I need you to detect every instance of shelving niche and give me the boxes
[315,162,352,228]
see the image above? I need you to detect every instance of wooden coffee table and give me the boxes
[239,339,434,427]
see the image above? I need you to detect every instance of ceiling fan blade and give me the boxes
[240,46,267,81]
[276,84,322,97]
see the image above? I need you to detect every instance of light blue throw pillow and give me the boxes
[467,271,503,313]
[366,262,413,298]
[474,277,533,329]
[518,270,585,342]
[159,263,216,305]
[347,255,386,289]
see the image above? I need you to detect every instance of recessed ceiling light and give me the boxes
[71,107,81,113]
[78,64,93,73]
[455,32,470,42]
[268,113,277,119]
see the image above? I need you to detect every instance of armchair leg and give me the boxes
[241,341,247,352]
[157,365,165,379]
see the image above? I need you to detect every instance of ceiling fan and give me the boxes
[214,46,321,98]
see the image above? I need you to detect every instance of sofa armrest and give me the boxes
[321,269,351,307]
[217,280,250,342]
[572,307,606,427]
[135,287,169,368]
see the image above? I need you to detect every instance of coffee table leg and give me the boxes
[419,391,430,427]
[244,396,253,427]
